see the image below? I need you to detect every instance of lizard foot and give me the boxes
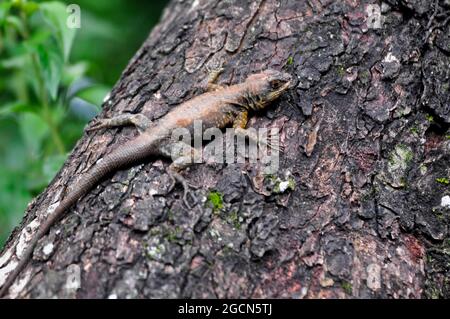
[234,127,284,154]
[206,65,225,92]
[266,135,285,153]
[167,170,199,208]
[269,127,285,153]
[207,66,225,80]
[257,127,284,154]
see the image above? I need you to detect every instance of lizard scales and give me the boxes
[0,69,292,297]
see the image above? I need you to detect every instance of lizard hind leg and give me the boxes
[87,113,151,133]
[161,142,201,208]
[167,167,198,209]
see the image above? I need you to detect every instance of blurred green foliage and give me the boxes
[0,0,167,248]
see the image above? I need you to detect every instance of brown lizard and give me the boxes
[0,68,292,297]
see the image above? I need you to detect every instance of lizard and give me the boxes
[0,68,292,298]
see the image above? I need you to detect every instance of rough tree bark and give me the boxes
[0,0,449,299]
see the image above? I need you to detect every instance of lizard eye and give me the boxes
[270,79,283,89]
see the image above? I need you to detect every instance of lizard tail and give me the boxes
[0,134,154,298]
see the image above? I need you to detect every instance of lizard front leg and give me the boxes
[87,113,151,133]
[232,111,248,129]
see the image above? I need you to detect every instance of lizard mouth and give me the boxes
[280,80,292,91]
[267,80,292,101]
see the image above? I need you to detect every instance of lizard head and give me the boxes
[243,69,292,110]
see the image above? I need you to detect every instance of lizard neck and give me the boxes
[219,83,256,112]
[228,82,265,112]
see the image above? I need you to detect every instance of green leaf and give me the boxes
[0,166,32,248]
[50,103,66,127]
[76,84,110,107]
[42,153,66,183]
[18,112,49,157]
[0,54,28,69]
[36,40,64,100]
[21,1,39,16]
[62,61,88,86]
[0,2,11,26]
[40,1,76,61]
[23,29,52,48]
[5,15,26,36]
[0,102,36,117]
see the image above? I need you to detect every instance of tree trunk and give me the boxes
[1,0,449,299]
